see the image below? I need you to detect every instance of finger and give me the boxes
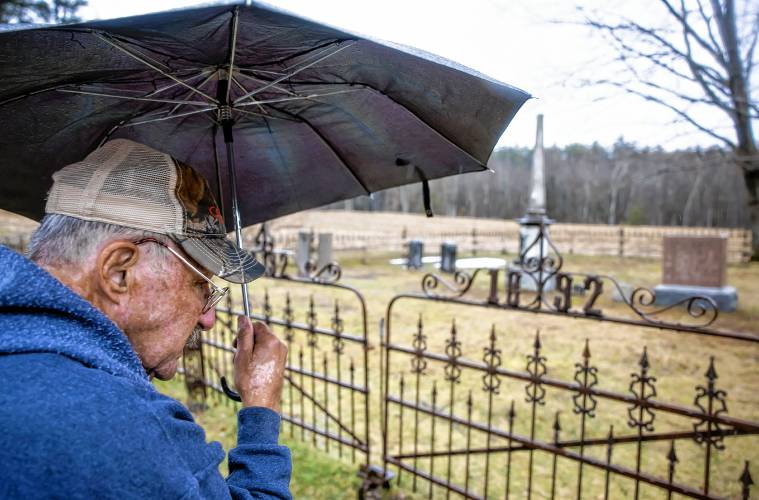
[235,315,254,354]
[251,321,272,342]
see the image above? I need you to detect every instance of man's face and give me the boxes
[125,243,217,380]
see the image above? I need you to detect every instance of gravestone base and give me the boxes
[653,284,737,312]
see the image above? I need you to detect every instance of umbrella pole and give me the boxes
[223,134,251,318]
[218,115,248,403]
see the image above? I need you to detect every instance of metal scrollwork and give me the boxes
[525,331,547,405]
[628,286,719,329]
[628,347,657,432]
[693,357,728,450]
[306,295,318,348]
[482,326,502,394]
[254,223,274,254]
[283,293,294,342]
[331,301,345,354]
[262,288,272,325]
[421,269,482,299]
[411,214,730,335]
[253,224,288,278]
[444,320,462,384]
[251,223,343,282]
[311,262,342,283]
[410,315,428,374]
[518,222,564,297]
[572,340,598,417]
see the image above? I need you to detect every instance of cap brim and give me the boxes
[176,236,265,284]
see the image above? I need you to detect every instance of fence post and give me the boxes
[619,227,625,258]
[743,229,752,263]
[182,343,207,413]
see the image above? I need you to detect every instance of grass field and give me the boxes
[157,250,759,499]
[4,185,756,498]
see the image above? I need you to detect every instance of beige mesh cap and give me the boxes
[46,138,265,283]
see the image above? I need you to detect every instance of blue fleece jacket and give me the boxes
[0,245,292,499]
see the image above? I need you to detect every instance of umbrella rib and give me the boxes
[224,7,240,105]
[237,37,357,69]
[266,103,372,195]
[144,68,216,98]
[237,67,289,77]
[162,69,220,120]
[235,89,364,108]
[233,70,297,97]
[122,107,216,127]
[93,32,219,105]
[233,41,357,105]
[98,32,174,73]
[69,68,215,103]
[230,76,269,114]
[96,70,219,148]
[57,88,212,107]
[0,68,213,109]
[0,83,74,107]
[97,109,171,148]
[54,27,236,71]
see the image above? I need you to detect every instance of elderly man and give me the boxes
[0,139,291,498]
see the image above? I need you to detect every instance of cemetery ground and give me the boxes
[158,250,759,499]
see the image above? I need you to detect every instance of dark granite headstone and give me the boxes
[441,241,457,273]
[296,230,312,277]
[407,239,423,269]
[317,232,333,270]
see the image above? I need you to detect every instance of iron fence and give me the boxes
[181,226,371,468]
[179,221,758,498]
[381,220,758,499]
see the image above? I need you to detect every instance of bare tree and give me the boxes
[1,0,87,24]
[583,0,758,256]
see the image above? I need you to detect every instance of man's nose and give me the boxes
[198,306,216,330]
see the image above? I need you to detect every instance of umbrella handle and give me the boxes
[220,375,242,402]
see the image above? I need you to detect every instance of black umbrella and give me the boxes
[0,2,529,316]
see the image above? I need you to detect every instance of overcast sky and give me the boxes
[79,0,747,151]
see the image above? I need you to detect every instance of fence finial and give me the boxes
[740,461,753,500]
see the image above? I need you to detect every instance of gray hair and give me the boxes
[28,213,169,268]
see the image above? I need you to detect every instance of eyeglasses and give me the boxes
[133,237,229,314]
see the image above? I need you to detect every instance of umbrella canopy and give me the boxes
[0,2,529,225]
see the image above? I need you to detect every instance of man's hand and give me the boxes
[233,316,288,412]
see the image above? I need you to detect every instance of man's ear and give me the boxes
[96,241,140,304]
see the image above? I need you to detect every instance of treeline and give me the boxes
[333,141,748,228]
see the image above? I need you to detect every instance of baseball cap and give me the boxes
[45,139,265,284]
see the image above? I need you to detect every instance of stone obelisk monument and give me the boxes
[526,114,547,220]
[514,114,555,291]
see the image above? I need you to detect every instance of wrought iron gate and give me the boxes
[179,222,758,498]
[382,221,758,499]
[182,227,371,467]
